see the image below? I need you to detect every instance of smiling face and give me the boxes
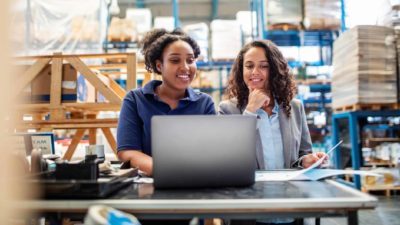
[243,47,269,91]
[156,40,197,92]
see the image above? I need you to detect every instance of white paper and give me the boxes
[255,140,383,181]
[256,169,382,181]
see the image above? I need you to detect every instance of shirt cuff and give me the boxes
[243,109,258,117]
[296,155,307,168]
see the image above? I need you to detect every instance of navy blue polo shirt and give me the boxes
[117,80,216,156]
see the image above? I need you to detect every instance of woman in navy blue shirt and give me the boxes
[117,28,215,176]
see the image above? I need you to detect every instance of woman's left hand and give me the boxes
[301,152,329,168]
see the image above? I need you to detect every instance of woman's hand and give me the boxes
[301,152,329,168]
[245,88,270,113]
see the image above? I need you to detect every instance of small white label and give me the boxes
[31,135,53,155]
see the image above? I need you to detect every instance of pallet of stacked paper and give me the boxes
[184,23,209,61]
[303,0,341,30]
[265,0,302,30]
[211,20,241,60]
[332,25,397,109]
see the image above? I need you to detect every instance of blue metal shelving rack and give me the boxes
[250,0,342,67]
[332,110,400,189]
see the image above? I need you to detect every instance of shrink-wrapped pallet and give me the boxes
[304,0,341,30]
[265,0,302,29]
[211,20,242,60]
[184,23,209,61]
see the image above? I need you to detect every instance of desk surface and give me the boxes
[20,180,377,218]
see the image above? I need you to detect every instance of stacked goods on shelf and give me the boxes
[236,11,256,44]
[24,0,106,54]
[363,140,400,165]
[303,0,341,30]
[361,167,399,187]
[396,27,400,103]
[375,0,400,27]
[125,8,152,36]
[71,16,100,43]
[332,25,398,109]
[265,0,302,30]
[211,20,241,60]
[107,17,137,42]
[184,23,209,62]
[374,0,400,102]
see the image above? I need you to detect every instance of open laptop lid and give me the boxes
[152,115,257,189]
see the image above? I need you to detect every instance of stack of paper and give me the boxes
[332,25,398,108]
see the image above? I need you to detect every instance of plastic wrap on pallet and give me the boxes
[303,0,341,30]
[184,23,209,62]
[265,0,302,28]
[125,8,152,35]
[236,11,256,44]
[395,28,400,103]
[211,20,242,60]
[375,0,399,27]
[154,17,175,32]
[108,17,138,42]
[11,0,107,55]
[332,25,398,108]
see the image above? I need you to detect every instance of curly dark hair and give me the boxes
[225,40,296,117]
[140,28,201,74]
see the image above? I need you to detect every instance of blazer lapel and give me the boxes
[278,107,292,168]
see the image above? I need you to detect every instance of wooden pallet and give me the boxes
[297,79,331,85]
[362,184,400,197]
[333,103,400,112]
[268,23,302,31]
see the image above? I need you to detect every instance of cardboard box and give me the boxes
[31,63,77,103]
[77,72,110,103]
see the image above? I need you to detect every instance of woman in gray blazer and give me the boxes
[219,40,327,171]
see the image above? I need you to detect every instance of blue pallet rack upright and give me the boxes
[332,110,400,190]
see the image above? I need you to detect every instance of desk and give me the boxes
[20,180,376,225]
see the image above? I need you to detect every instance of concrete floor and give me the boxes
[316,196,400,225]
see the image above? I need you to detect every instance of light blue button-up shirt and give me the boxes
[256,103,284,170]
[255,103,294,224]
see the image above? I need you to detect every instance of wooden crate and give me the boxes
[14,52,137,160]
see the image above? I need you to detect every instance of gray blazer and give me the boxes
[218,98,312,169]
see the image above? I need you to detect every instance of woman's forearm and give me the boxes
[118,150,153,176]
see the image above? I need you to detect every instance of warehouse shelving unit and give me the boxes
[332,110,400,190]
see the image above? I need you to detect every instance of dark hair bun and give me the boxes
[171,28,185,35]
[141,28,168,55]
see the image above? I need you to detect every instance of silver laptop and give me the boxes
[152,115,257,189]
